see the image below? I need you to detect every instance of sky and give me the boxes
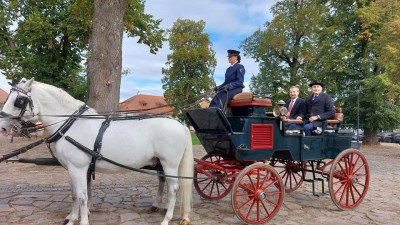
[0,0,275,101]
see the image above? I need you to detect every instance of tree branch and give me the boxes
[2,26,17,49]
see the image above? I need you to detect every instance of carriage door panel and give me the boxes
[302,137,323,160]
[251,124,274,150]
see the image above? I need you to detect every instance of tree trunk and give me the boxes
[363,130,379,145]
[87,0,127,112]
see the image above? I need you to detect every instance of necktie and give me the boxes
[288,100,294,114]
[312,95,318,102]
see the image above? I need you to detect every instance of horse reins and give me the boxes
[0,87,217,180]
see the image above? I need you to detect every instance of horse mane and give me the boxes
[32,81,95,112]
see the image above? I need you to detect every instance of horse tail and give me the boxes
[179,127,194,222]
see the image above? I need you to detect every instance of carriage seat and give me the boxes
[326,108,344,132]
[280,117,303,124]
[228,92,272,107]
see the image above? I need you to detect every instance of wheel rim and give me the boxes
[329,149,369,209]
[272,160,306,193]
[232,163,284,224]
[194,153,234,199]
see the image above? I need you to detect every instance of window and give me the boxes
[139,100,147,107]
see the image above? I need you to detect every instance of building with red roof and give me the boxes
[0,88,8,110]
[119,93,173,115]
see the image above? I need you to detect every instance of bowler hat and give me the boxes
[227,49,240,57]
[309,81,324,87]
[277,100,285,105]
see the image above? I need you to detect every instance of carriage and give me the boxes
[185,92,369,224]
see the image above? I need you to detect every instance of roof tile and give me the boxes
[119,94,173,115]
[0,88,8,104]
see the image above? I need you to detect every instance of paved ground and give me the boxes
[0,135,399,225]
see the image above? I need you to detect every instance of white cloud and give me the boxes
[0,75,11,92]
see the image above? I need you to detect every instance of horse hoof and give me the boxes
[63,219,78,225]
[159,208,167,214]
[149,206,167,214]
[179,219,190,225]
[150,206,160,212]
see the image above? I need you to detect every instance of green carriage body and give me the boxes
[186,106,352,162]
[185,97,369,224]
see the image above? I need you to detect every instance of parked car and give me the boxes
[393,134,400,144]
[383,133,400,143]
[378,133,385,142]
[377,132,399,143]
[352,133,364,141]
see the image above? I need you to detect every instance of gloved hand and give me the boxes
[214,86,219,92]
[221,85,229,91]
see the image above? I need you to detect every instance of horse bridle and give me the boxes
[0,86,34,120]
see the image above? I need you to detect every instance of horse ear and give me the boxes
[25,77,34,87]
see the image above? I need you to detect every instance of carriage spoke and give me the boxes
[245,198,257,219]
[272,160,305,193]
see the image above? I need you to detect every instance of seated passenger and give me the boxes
[285,86,305,120]
[301,81,335,136]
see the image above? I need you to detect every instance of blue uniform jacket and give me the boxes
[209,63,245,109]
[220,63,245,90]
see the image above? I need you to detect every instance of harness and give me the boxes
[0,86,34,120]
[0,84,204,180]
[44,105,112,181]
[88,116,111,181]
[46,105,89,143]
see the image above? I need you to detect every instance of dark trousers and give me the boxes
[209,88,243,109]
[303,123,314,136]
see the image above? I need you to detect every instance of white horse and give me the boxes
[0,78,193,225]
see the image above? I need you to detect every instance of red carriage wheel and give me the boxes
[231,163,284,224]
[329,149,369,209]
[271,160,306,193]
[194,152,234,200]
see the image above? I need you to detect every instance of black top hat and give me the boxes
[309,81,324,87]
[227,49,240,57]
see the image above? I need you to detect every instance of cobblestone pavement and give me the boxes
[0,136,399,225]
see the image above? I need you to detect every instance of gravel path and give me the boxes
[0,136,399,225]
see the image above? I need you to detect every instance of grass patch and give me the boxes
[191,132,201,145]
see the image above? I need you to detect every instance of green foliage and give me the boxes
[124,0,165,54]
[162,19,216,123]
[242,0,400,141]
[342,76,400,131]
[241,0,326,102]
[0,0,89,99]
[191,132,201,145]
[357,0,400,84]
[0,0,165,100]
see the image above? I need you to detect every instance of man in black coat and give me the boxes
[285,86,305,120]
[302,81,335,136]
[209,49,245,109]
